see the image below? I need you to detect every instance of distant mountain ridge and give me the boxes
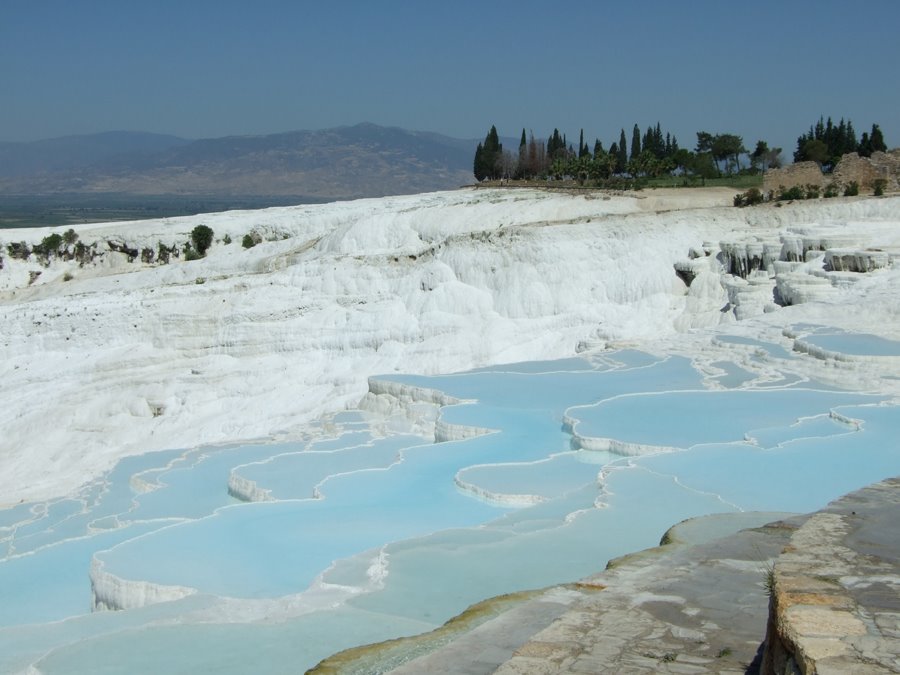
[0,131,190,177]
[0,123,487,200]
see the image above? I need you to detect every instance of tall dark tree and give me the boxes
[870,124,887,153]
[801,139,829,166]
[474,125,503,180]
[474,142,486,181]
[547,128,567,160]
[642,122,666,159]
[711,133,746,175]
[578,129,589,158]
[630,124,642,161]
[793,116,882,167]
[517,128,527,178]
[617,129,628,173]
[750,140,782,172]
[695,131,713,155]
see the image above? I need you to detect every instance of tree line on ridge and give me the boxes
[474,117,888,186]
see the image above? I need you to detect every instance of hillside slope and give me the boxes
[0,124,476,199]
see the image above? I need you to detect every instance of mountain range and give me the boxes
[0,123,492,201]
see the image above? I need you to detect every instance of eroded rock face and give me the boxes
[761,477,900,675]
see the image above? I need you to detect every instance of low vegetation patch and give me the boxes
[190,225,214,256]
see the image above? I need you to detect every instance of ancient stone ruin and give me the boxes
[763,161,825,193]
[764,150,900,194]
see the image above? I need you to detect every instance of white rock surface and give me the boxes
[2,188,900,505]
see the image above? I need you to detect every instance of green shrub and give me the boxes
[222,234,232,245]
[733,187,765,207]
[805,184,820,199]
[62,228,79,245]
[844,181,859,197]
[777,185,805,201]
[242,234,256,249]
[823,182,840,198]
[744,187,764,205]
[190,225,214,256]
[184,244,202,261]
[873,178,887,196]
[34,233,63,255]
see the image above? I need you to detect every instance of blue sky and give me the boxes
[2,0,898,157]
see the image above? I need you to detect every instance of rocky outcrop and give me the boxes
[761,477,900,674]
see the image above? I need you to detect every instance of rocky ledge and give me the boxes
[310,478,900,674]
[763,476,900,674]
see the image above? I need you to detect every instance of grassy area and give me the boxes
[644,174,763,189]
[476,174,764,192]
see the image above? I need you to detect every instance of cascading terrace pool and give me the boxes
[2,328,899,674]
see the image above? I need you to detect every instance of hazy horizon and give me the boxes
[3,0,898,157]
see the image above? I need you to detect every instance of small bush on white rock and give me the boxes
[190,225,214,257]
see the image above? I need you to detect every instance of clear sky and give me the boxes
[2,0,898,157]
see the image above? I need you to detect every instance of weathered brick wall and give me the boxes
[834,148,900,190]
[766,151,900,194]
[832,152,881,189]
[763,161,823,193]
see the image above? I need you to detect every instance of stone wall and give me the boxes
[763,161,823,193]
[833,149,900,191]
[766,150,900,195]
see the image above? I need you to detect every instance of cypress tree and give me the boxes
[473,125,503,180]
[859,132,871,157]
[474,142,486,181]
[846,120,857,152]
[870,124,886,153]
[579,129,588,158]
[517,128,527,179]
[631,124,641,161]
[548,128,567,160]
[484,125,502,179]
[617,129,628,173]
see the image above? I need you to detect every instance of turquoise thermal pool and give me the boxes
[1,343,898,674]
